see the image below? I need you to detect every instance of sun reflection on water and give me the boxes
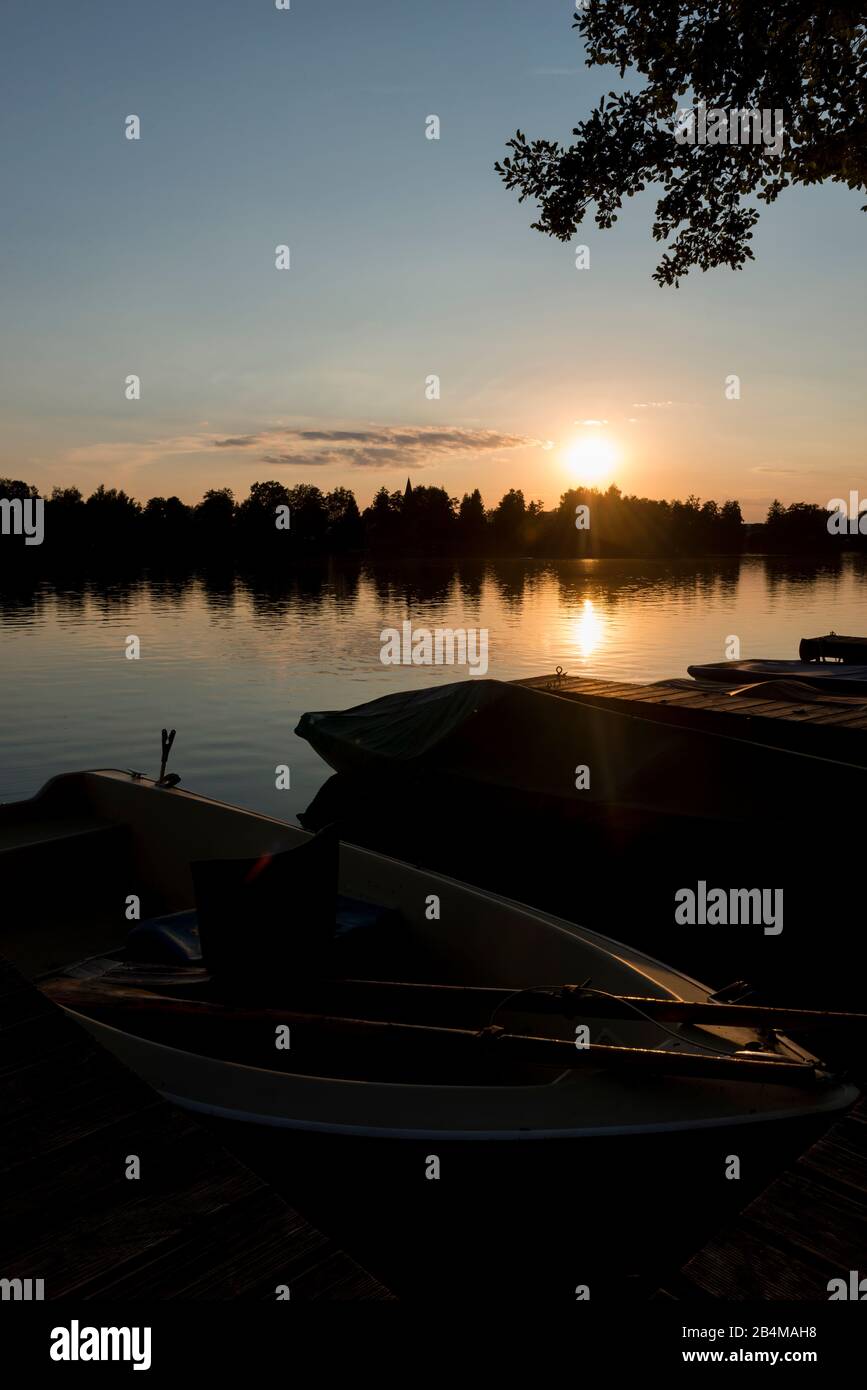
[573,599,605,660]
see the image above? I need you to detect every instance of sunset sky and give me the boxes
[1,1,863,521]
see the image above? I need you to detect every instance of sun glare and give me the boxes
[565,433,619,485]
[573,598,604,660]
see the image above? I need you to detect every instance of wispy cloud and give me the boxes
[261,449,421,470]
[57,423,545,480]
[216,424,545,470]
[751,466,838,477]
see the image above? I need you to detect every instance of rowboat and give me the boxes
[2,770,859,1142]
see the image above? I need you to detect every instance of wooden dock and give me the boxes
[517,671,867,764]
[0,955,392,1300]
[656,1095,867,1300]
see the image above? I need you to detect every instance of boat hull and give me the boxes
[66,1007,857,1141]
[4,770,859,1146]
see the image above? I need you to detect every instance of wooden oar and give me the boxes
[47,981,823,1086]
[257,978,867,1032]
[48,971,867,1031]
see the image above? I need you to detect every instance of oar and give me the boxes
[257,978,867,1032]
[49,982,824,1086]
[51,971,867,1032]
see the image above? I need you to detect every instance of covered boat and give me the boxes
[296,678,867,823]
[799,634,867,663]
[687,659,867,693]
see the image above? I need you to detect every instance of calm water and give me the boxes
[2,555,866,814]
[3,554,866,1299]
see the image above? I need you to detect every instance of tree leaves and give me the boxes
[495,2,866,284]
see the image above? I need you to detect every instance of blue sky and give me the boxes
[0,0,863,518]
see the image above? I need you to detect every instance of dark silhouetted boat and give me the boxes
[296,672,867,824]
[689,633,867,692]
[2,770,859,1143]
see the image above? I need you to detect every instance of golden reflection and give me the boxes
[573,599,604,659]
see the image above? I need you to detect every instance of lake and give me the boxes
[2,554,866,815]
[4,551,865,1299]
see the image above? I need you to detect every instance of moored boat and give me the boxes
[687,659,867,693]
[2,770,859,1142]
[296,676,867,823]
[690,633,867,692]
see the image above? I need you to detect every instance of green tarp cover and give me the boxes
[296,679,511,765]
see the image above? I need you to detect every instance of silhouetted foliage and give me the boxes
[361,487,404,551]
[457,489,488,553]
[325,487,363,550]
[496,3,866,285]
[400,485,459,555]
[0,477,40,501]
[1,475,859,572]
[194,488,235,549]
[83,485,142,551]
[763,498,837,553]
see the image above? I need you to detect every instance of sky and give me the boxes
[0,0,863,521]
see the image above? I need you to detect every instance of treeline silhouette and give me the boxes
[0,476,857,566]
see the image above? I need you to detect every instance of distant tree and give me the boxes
[325,487,362,550]
[457,488,488,553]
[719,499,744,553]
[490,488,528,553]
[49,485,83,506]
[286,484,328,546]
[84,485,142,550]
[197,488,235,521]
[85,484,140,513]
[143,495,193,551]
[194,488,235,549]
[401,485,457,554]
[362,486,403,550]
[237,480,293,554]
[42,486,85,552]
[496,3,867,285]
[241,480,292,515]
[0,477,40,500]
[765,498,787,551]
[763,499,834,553]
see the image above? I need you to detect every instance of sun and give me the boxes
[564,433,619,485]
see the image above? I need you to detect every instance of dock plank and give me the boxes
[0,956,393,1301]
[515,673,867,753]
[656,1096,867,1300]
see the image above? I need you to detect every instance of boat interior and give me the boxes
[1,769,825,1092]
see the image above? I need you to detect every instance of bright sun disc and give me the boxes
[566,435,618,484]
